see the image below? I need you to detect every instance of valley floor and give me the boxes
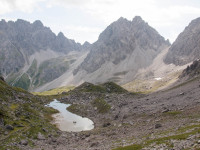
[22,77,200,150]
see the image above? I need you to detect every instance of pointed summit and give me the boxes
[33,20,43,28]
[132,16,145,24]
[117,17,128,22]
[57,32,65,38]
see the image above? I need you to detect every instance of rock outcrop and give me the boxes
[180,59,200,79]
[164,17,200,65]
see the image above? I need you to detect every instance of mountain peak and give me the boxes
[57,32,65,38]
[132,16,145,24]
[74,16,169,77]
[117,17,128,22]
[33,20,43,28]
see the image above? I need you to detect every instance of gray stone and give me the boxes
[0,118,4,126]
[37,132,45,140]
[155,123,162,129]
[20,140,28,145]
[5,125,14,130]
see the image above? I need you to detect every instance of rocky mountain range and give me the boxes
[36,16,171,92]
[1,16,200,92]
[0,19,87,90]
[74,16,170,75]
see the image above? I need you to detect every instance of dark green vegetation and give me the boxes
[27,59,37,78]
[91,98,111,113]
[13,73,30,90]
[113,144,142,150]
[0,78,58,149]
[34,57,73,87]
[67,104,88,116]
[72,82,127,94]
[6,57,76,91]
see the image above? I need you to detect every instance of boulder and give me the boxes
[20,140,28,145]
[5,125,14,130]
[37,132,45,140]
[0,76,5,82]
[0,118,4,126]
[103,122,111,127]
[155,123,162,129]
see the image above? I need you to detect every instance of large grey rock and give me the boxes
[0,76,5,82]
[164,17,200,65]
[19,139,28,145]
[0,118,4,126]
[5,124,14,130]
[37,132,45,140]
[179,59,200,79]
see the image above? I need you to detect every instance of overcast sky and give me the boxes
[0,0,200,44]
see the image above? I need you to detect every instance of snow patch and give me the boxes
[155,77,162,80]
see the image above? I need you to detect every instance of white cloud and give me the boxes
[1,0,200,43]
[0,0,44,15]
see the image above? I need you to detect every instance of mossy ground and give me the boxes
[67,104,88,116]
[73,82,127,94]
[13,73,31,90]
[91,98,111,113]
[0,80,59,149]
[33,86,75,96]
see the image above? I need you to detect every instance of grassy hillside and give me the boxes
[72,82,128,94]
[33,85,75,96]
[0,78,58,149]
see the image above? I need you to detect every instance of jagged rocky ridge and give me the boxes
[179,59,200,79]
[68,16,170,87]
[164,17,200,65]
[2,16,200,92]
[0,19,87,90]
[74,16,170,75]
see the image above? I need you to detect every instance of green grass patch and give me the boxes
[163,111,182,116]
[9,104,19,111]
[74,82,127,94]
[33,86,75,96]
[112,144,142,150]
[67,104,88,116]
[91,98,111,113]
[0,80,59,148]
[27,59,37,78]
[13,73,30,90]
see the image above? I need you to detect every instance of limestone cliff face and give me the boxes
[74,16,170,75]
[0,16,172,91]
[71,16,170,85]
[164,17,200,66]
[0,19,84,90]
